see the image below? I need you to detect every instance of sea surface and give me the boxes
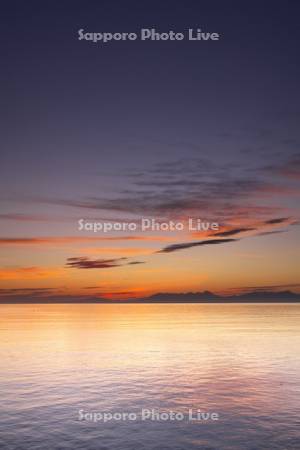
[0,303,300,450]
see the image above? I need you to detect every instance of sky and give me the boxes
[0,1,299,300]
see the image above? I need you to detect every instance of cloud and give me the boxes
[264,217,290,225]
[209,217,293,238]
[0,267,63,280]
[66,257,126,269]
[0,214,51,222]
[19,156,294,224]
[128,261,145,265]
[266,154,300,180]
[65,257,144,269]
[256,230,287,237]
[83,286,101,290]
[0,236,170,246]
[158,238,237,254]
[211,227,256,237]
[193,216,294,240]
[230,283,300,292]
[5,156,298,259]
[83,247,155,256]
[0,288,56,298]
[0,287,54,292]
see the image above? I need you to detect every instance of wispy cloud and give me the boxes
[265,153,300,180]
[15,156,296,224]
[0,214,52,222]
[264,217,290,225]
[0,267,63,280]
[65,257,144,269]
[256,230,287,237]
[0,236,170,246]
[158,238,237,254]
[0,287,56,297]
[211,227,256,237]
[228,283,300,293]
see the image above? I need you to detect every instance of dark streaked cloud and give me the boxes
[83,286,101,290]
[158,238,237,254]
[128,261,145,265]
[208,217,294,238]
[0,236,165,245]
[0,287,56,298]
[256,230,287,237]
[230,283,300,292]
[0,287,55,293]
[264,217,290,225]
[66,257,144,269]
[212,227,256,237]
[66,257,127,269]
[14,155,296,223]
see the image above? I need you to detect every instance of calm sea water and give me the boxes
[0,303,300,450]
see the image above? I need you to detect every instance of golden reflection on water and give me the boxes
[1,303,300,378]
[0,304,300,449]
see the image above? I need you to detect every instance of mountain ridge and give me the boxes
[1,290,300,303]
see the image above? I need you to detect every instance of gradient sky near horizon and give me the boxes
[0,1,299,300]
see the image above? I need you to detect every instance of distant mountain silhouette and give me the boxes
[1,290,300,303]
[128,290,300,303]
